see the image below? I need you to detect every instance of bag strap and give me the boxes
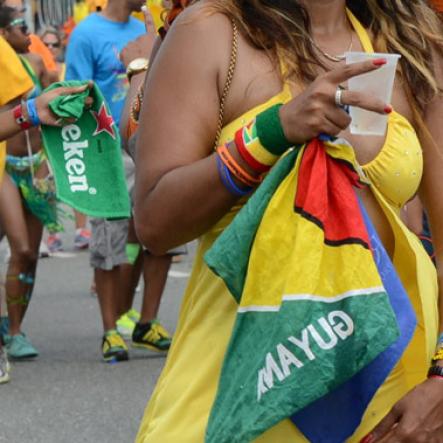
[214,19,238,149]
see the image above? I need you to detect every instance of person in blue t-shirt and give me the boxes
[65,0,146,363]
[66,3,145,123]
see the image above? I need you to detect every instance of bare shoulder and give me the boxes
[24,52,44,73]
[158,2,234,86]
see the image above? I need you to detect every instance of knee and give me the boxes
[10,246,37,268]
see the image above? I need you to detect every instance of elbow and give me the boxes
[134,216,172,256]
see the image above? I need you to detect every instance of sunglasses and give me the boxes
[8,18,28,35]
[44,41,61,49]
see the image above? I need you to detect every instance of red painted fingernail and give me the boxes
[373,58,387,66]
[384,105,393,114]
[360,434,374,443]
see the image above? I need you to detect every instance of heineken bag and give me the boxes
[41,81,130,219]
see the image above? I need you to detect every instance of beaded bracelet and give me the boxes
[428,364,443,379]
[432,348,443,364]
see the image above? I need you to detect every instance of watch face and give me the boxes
[131,58,148,70]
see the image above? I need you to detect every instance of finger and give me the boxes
[324,107,352,130]
[84,97,94,108]
[362,407,402,443]
[327,58,387,84]
[341,90,391,115]
[56,84,90,96]
[141,5,155,34]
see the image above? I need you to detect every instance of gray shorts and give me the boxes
[90,218,129,270]
[123,150,135,206]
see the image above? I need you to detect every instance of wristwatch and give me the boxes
[126,58,149,82]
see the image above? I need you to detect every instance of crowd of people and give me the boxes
[2,0,443,442]
[0,0,178,372]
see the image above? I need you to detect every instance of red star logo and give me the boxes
[91,104,117,139]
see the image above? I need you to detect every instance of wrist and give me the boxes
[26,98,41,127]
[255,104,294,156]
[12,101,33,130]
[126,57,149,82]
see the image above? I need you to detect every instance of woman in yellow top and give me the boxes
[135,0,443,442]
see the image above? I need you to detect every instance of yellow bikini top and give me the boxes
[219,10,423,210]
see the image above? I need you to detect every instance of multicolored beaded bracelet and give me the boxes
[235,104,294,174]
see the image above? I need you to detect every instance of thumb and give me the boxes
[360,406,402,443]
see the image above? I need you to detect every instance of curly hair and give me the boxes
[208,0,443,111]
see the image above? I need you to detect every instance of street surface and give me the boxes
[0,218,192,443]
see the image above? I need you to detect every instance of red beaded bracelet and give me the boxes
[427,364,443,379]
[13,103,32,130]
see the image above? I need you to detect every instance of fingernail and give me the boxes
[360,434,374,443]
[384,105,393,114]
[373,58,387,66]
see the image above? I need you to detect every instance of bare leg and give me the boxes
[118,218,142,316]
[19,208,43,324]
[74,210,87,230]
[139,253,172,324]
[95,266,122,332]
[0,175,39,336]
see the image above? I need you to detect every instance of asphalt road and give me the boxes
[0,223,193,443]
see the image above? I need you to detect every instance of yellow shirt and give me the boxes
[0,36,33,179]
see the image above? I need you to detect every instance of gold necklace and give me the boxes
[312,30,353,63]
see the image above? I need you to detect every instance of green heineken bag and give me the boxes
[41,81,130,219]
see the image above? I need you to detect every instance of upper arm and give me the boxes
[419,50,443,262]
[65,33,94,81]
[28,53,52,88]
[135,6,232,193]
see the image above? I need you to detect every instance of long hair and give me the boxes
[165,0,194,27]
[208,0,443,111]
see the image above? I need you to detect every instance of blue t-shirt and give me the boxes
[65,13,145,124]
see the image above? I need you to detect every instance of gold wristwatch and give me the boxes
[126,58,149,82]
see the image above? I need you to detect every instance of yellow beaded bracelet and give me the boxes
[431,347,443,363]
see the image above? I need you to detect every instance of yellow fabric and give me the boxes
[346,11,424,211]
[136,13,438,443]
[0,37,33,183]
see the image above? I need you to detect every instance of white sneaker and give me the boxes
[0,347,10,384]
[39,241,50,258]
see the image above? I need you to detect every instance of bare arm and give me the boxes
[134,9,238,254]
[26,53,52,89]
[0,83,93,142]
[133,6,389,255]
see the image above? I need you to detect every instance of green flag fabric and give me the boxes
[41,81,130,219]
[204,140,406,442]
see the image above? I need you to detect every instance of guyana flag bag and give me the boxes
[41,81,130,219]
[204,137,417,443]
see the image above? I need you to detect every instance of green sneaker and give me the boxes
[127,309,140,322]
[116,309,141,337]
[116,313,135,337]
[132,320,172,352]
[7,333,38,360]
[0,347,10,384]
[102,330,129,363]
